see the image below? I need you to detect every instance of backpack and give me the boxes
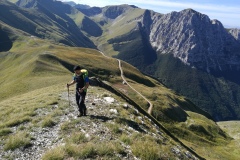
[73,69,88,78]
[80,69,88,79]
[73,69,89,91]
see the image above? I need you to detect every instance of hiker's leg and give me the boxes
[80,92,87,115]
[76,92,83,116]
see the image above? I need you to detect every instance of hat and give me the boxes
[73,65,81,71]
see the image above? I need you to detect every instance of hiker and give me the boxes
[67,65,89,117]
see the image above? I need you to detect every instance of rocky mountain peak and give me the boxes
[229,28,240,42]
[181,8,199,14]
[147,8,240,72]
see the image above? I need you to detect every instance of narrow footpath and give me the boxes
[99,51,153,114]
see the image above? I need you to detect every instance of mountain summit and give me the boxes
[147,8,240,73]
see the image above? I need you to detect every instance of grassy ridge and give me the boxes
[1,0,95,48]
[0,36,236,159]
[0,35,129,101]
[0,3,238,159]
[119,63,236,160]
[0,37,69,101]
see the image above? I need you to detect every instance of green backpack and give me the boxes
[73,69,89,91]
[80,69,88,79]
[73,69,88,78]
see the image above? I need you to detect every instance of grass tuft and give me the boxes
[96,142,115,156]
[4,131,31,151]
[41,116,56,128]
[63,141,124,159]
[80,143,97,158]
[42,146,65,160]
[120,134,132,145]
[0,128,12,136]
[107,123,122,134]
[6,116,31,127]
[131,140,161,160]
[67,132,88,144]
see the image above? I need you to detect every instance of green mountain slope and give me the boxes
[0,22,14,52]
[78,5,149,57]
[1,2,240,159]
[74,4,240,121]
[147,54,240,121]
[0,33,236,159]
[5,0,240,121]
[1,0,95,48]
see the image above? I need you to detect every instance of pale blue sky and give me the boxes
[59,0,240,28]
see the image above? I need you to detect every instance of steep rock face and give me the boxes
[148,9,240,72]
[229,28,240,42]
[120,8,240,120]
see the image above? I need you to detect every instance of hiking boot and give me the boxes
[77,112,83,117]
[77,114,83,117]
[83,109,87,116]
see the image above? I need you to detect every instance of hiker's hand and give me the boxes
[79,88,84,93]
[66,84,69,88]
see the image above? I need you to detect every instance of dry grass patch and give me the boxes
[120,134,132,145]
[42,146,65,160]
[0,84,65,123]
[63,141,124,159]
[4,131,31,151]
[41,116,56,128]
[67,132,89,144]
[0,128,12,137]
[131,140,162,160]
[106,123,122,135]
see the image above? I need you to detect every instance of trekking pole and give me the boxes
[67,84,70,107]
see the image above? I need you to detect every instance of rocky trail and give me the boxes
[0,85,199,159]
